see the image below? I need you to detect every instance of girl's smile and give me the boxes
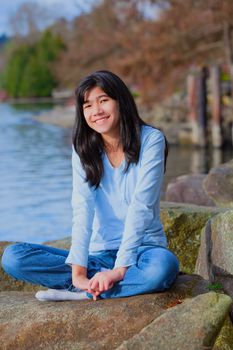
[94,115,110,124]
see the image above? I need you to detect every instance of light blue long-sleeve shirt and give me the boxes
[65,125,167,268]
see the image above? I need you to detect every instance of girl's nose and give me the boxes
[92,102,103,116]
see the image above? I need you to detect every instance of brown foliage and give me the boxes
[52,0,233,104]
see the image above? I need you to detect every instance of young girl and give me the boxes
[2,70,179,301]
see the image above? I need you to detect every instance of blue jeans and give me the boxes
[1,243,179,299]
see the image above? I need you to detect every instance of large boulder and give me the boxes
[195,210,233,299]
[165,174,215,206]
[1,275,230,350]
[160,202,222,273]
[203,160,233,208]
[195,209,233,348]
[164,159,233,208]
[117,292,232,350]
[214,315,233,350]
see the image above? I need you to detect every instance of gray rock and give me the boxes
[203,160,233,208]
[195,210,233,299]
[0,274,210,350]
[165,174,215,206]
[116,292,232,350]
[213,315,233,350]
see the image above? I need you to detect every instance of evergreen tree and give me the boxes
[3,30,65,97]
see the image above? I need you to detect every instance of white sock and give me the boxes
[35,288,89,302]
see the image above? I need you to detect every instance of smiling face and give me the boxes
[83,86,121,142]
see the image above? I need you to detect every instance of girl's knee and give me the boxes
[154,267,178,291]
[144,260,179,292]
[1,243,27,275]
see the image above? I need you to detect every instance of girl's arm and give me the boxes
[114,129,165,269]
[72,264,89,290]
[65,147,96,269]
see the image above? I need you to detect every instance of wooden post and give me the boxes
[224,22,233,146]
[197,66,208,147]
[212,148,222,168]
[187,73,199,145]
[210,65,223,148]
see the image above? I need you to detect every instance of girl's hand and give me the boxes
[89,271,114,300]
[72,274,101,300]
[89,267,128,300]
[72,264,99,299]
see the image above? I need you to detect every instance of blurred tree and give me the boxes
[4,45,30,97]
[19,55,54,97]
[3,30,65,97]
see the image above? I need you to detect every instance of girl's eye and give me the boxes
[83,104,91,109]
[100,99,108,103]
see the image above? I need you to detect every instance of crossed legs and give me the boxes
[1,243,179,299]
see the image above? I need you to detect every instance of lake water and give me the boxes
[0,103,232,243]
[0,103,72,243]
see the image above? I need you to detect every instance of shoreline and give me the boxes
[5,97,69,104]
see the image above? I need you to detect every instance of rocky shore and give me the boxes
[1,201,233,349]
[34,105,76,129]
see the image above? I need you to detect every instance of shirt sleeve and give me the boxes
[114,129,165,268]
[65,146,96,267]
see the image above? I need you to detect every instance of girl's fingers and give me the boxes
[104,280,110,291]
[87,286,93,294]
[89,273,114,294]
[90,279,99,291]
[92,290,101,301]
[89,276,95,286]
[98,279,104,292]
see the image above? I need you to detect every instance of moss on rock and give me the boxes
[213,316,233,350]
[160,202,224,273]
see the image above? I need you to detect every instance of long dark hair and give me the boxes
[73,70,167,187]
